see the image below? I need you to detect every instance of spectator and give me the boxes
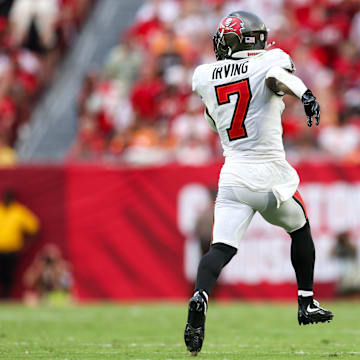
[69,113,108,160]
[77,71,100,116]
[103,37,143,94]
[331,231,360,296]
[123,125,173,165]
[23,244,72,305]
[9,0,59,52]
[224,0,286,33]
[350,10,360,50]
[0,0,96,154]
[130,64,165,124]
[135,0,180,25]
[0,189,40,299]
[0,0,14,17]
[171,94,217,164]
[70,0,360,164]
[0,133,16,166]
[318,113,360,161]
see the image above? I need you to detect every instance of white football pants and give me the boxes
[212,186,307,249]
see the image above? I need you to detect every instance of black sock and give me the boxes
[289,221,315,292]
[195,243,237,296]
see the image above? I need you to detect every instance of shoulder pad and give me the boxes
[265,48,296,73]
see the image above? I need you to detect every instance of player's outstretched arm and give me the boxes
[265,66,320,127]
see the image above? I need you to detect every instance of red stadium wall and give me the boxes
[1,163,360,300]
[0,166,67,298]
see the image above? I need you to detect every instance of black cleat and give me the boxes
[184,291,207,356]
[298,297,334,325]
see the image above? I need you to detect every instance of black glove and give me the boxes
[301,89,320,127]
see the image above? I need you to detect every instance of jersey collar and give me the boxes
[230,50,267,59]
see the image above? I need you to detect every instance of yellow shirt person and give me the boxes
[0,196,39,253]
[0,146,17,168]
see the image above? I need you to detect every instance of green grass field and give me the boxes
[0,302,359,359]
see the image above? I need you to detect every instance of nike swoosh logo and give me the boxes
[307,305,319,313]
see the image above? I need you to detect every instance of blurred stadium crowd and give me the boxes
[1,0,360,166]
[0,0,96,166]
[70,0,360,165]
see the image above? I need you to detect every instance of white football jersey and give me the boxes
[193,48,300,201]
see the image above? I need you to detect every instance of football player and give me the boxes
[184,10,334,356]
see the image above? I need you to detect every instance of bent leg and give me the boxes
[260,191,314,293]
[260,191,307,233]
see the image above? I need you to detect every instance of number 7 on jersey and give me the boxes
[215,79,252,141]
